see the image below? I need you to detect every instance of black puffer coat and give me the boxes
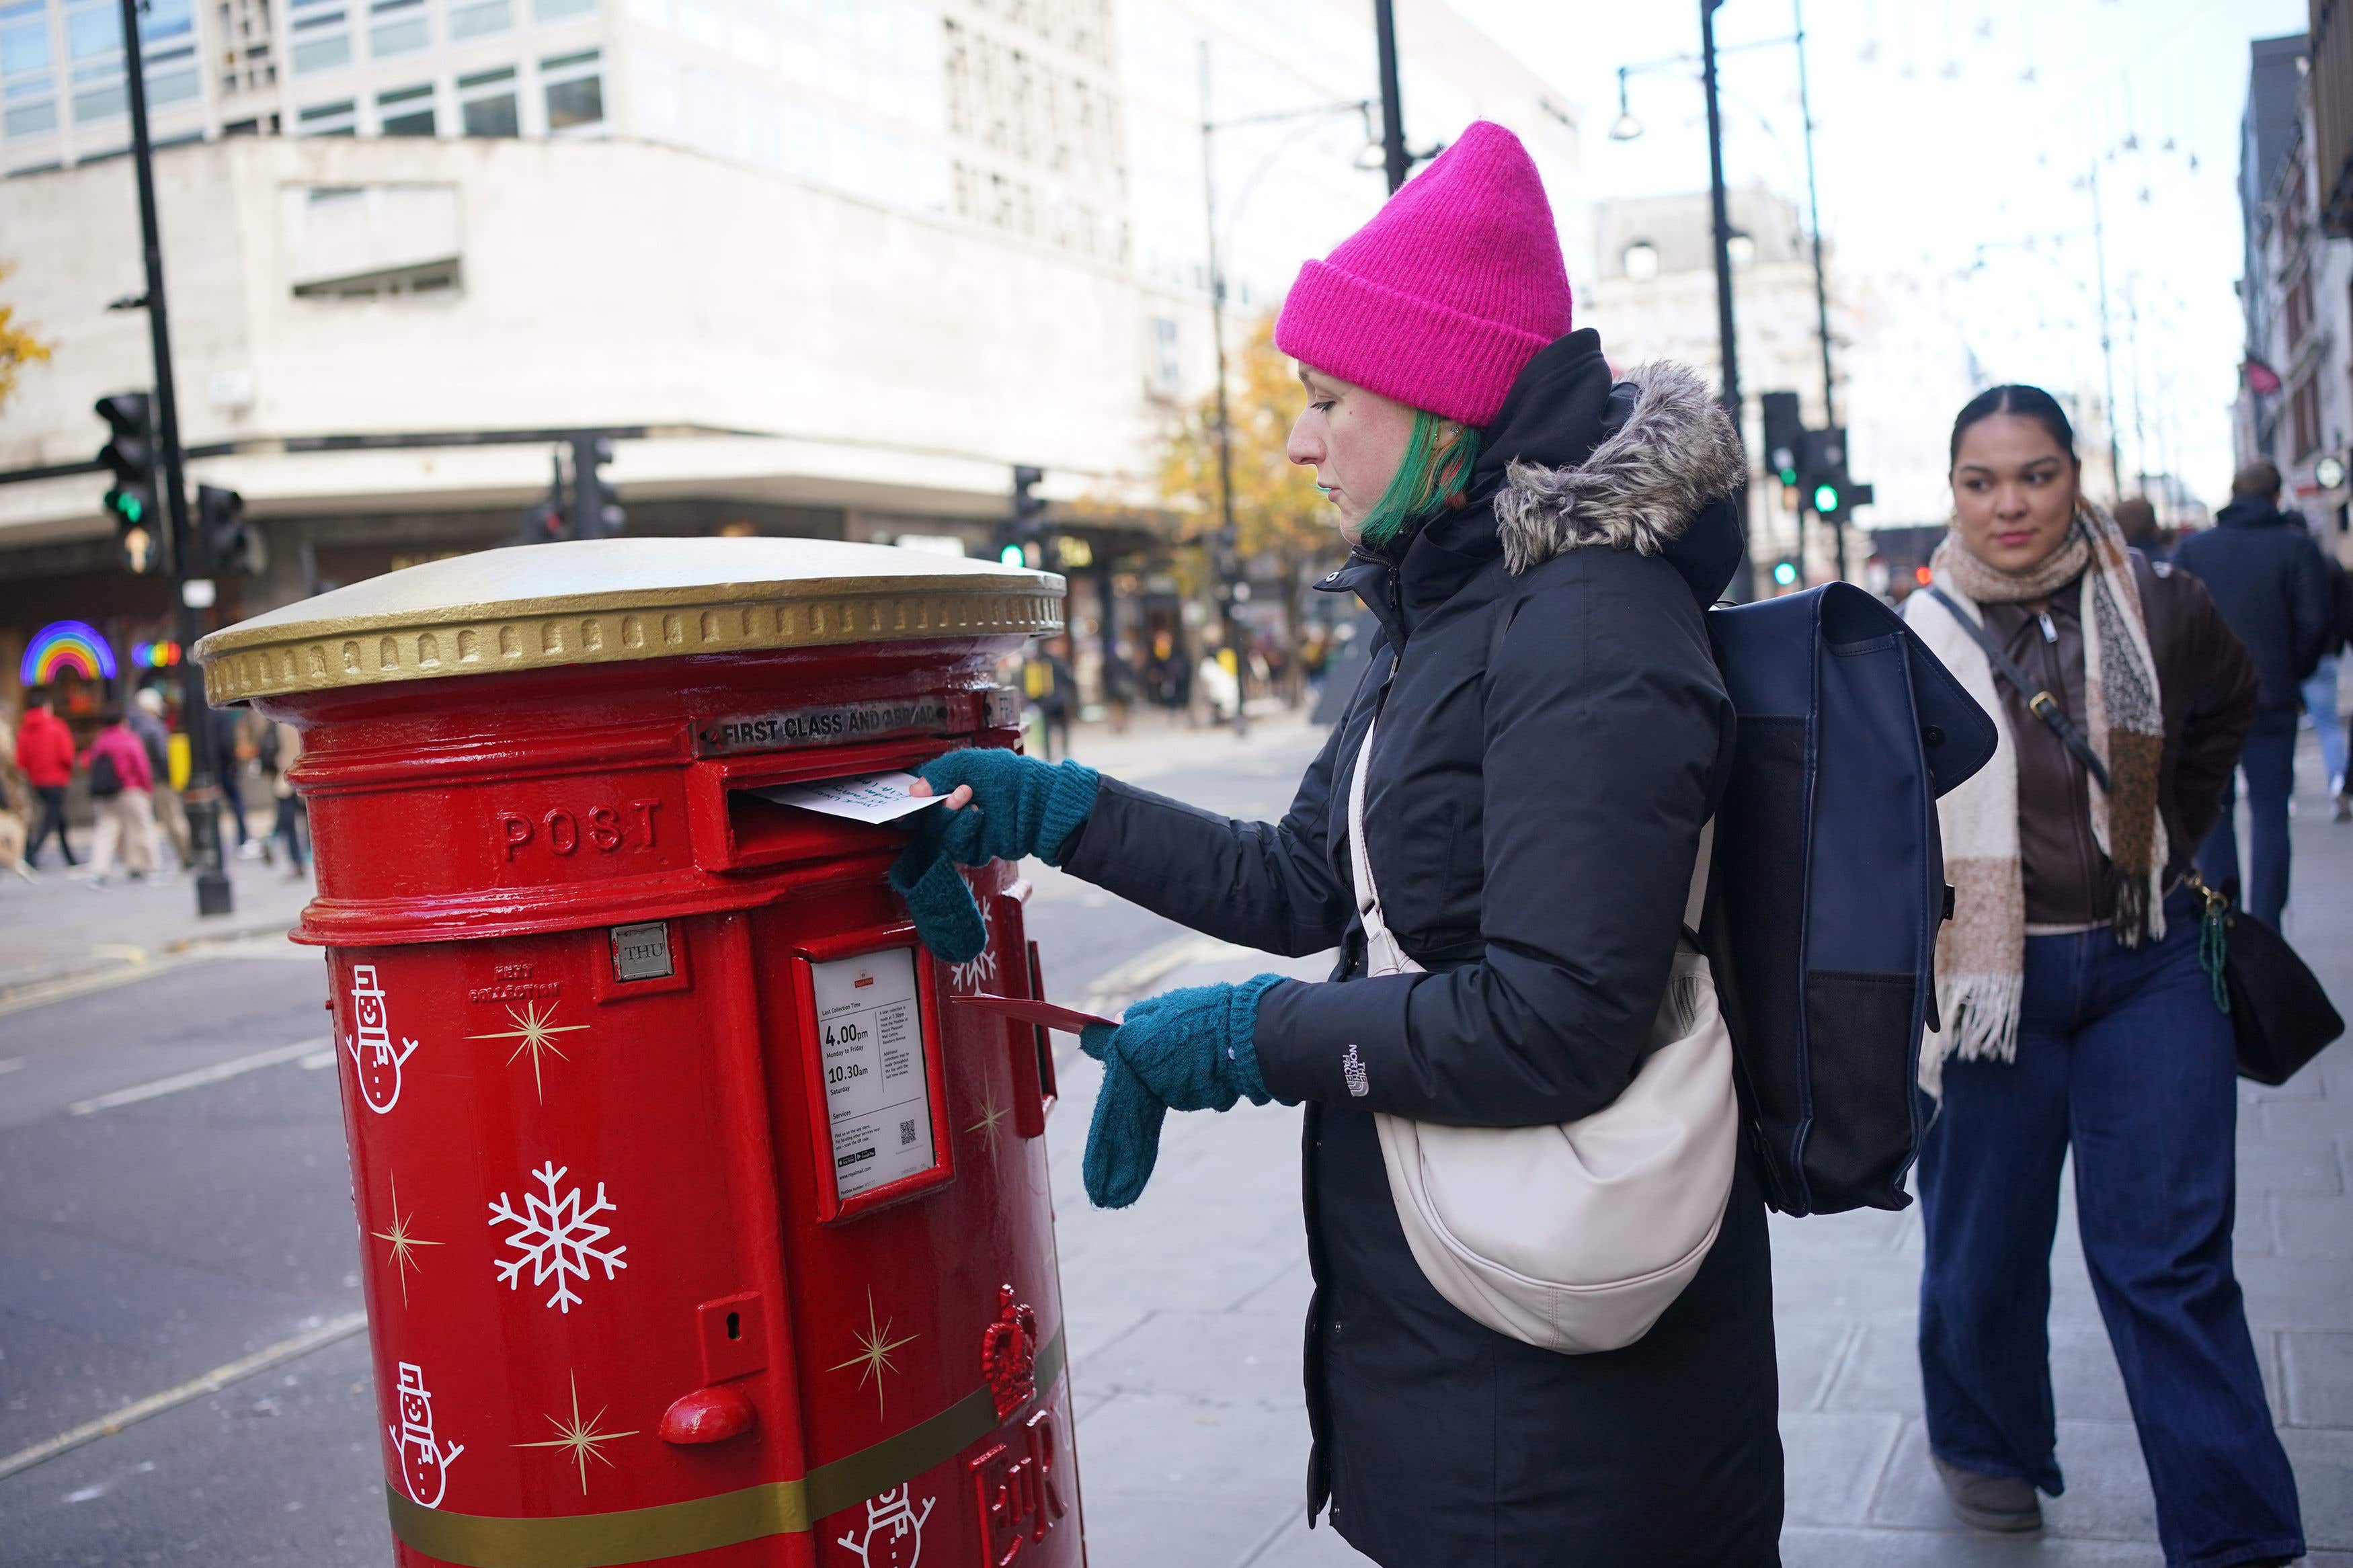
[1060,330,1784,1566]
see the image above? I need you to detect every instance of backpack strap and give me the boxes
[1925,585,2110,793]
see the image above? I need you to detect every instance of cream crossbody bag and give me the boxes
[1347,715,1740,1354]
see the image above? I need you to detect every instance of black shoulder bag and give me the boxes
[1927,587,2342,1086]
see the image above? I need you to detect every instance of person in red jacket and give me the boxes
[82,706,157,885]
[13,688,79,868]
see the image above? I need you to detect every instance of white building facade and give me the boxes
[0,0,1582,694]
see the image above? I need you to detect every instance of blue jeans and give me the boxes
[2301,655,2347,786]
[2200,710,2299,927]
[1917,892,2302,1568]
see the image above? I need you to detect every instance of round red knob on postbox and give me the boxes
[195,539,1084,1567]
[660,1385,758,1445]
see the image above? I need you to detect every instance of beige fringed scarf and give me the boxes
[1905,503,2167,1094]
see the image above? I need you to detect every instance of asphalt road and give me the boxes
[0,729,1324,1567]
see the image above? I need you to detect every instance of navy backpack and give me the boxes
[1702,582,1997,1216]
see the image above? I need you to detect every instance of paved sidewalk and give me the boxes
[1049,731,2353,1567]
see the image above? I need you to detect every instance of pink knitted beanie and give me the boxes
[1275,120,1572,428]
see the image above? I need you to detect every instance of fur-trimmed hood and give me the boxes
[1493,360,1747,577]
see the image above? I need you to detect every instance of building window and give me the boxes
[448,0,510,38]
[540,46,600,131]
[458,64,517,135]
[376,79,432,134]
[0,0,54,138]
[70,58,124,120]
[534,0,594,17]
[2295,376,2323,461]
[1148,315,1180,397]
[288,0,350,73]
[297,95,355,133]
[368,0,427,56]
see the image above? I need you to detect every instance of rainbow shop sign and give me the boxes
[19,620,119,687]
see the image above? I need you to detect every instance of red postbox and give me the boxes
[196,538,1085,1568]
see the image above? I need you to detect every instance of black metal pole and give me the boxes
[1373,0,1409,195]
[119,0,231,916]
[1700,0,1755,600]
[1199,42,1245,736]
[1792,0,1846,581]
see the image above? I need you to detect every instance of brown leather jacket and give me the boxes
[1977,556,2258,927]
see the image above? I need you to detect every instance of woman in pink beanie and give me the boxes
[905,121,1779,1563]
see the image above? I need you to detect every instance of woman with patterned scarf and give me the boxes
[1903,385,2299,1565]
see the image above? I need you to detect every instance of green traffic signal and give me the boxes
[1812,483,1840,513]
[1772,560,1799,587]
[1778,468,1798,487]
[998,543,1025,567]
[110,490,143,525]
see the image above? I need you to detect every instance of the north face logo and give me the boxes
[1341,1045,1369,1098]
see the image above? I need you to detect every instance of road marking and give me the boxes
[0,1311,368,1483]
[0,928,308,1020]
[1076,933,1256,1018]
[67,1038,331,1116]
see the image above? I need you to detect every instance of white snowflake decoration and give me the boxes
[947,940,999,994]
[487,1161,627,1313]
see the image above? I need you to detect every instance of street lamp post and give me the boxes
[1197,42,1245,737]
[1196,46,1380,738]
[1790,0,1846,581]
[1373,0,1410,196]
[117,0,232,917]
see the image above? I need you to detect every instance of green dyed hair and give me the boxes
[1355,411,1482,548]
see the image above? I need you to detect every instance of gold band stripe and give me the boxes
[384,1331,1064,1568]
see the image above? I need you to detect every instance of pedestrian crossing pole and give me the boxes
[116,0,233,917]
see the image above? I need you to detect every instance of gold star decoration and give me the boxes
[370,1172,442,1307]
[467,1000,590,1101]
[512,1372,639,1495]
[969,1090,1011,1157]
[829,1290,918,1420]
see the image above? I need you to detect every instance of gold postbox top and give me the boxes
[194,536,1066,704]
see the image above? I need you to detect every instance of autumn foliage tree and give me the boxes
[0,263,51,412]
[1154,315,1344,691]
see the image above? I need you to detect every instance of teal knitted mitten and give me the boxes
[887,807,989,964]
[913,749,1099,868]
[1078,975,1287,1208]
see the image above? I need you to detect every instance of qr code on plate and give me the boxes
[899,1118,918,1147]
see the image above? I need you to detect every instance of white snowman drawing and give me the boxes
[836,1486,933,1568]
[346,964,420,1114]
[388,1362,465,1508]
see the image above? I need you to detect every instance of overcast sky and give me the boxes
[1447,0,2309,510]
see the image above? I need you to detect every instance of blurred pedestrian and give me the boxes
[210,704,257,858]
[1905,386,2299,1563]
[899,122,1778,1563]
[81,706,157,886]
[1025,636,1074,762]
[1101,640,1136,734]
[14,687,78,869]
[2174,459,2333,923]
[2301,542,2353,819]
[263,718,307,876]
[2112,495,2165,560]
[130,687,192,869]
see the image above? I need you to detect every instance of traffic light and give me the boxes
[1772,559,1800,588]
[998,465,1046,566]
[1812,479,1843,516]
[569,435,625,540]
[96,392,162,573]
[196,485,258,575]
[1760,391,1803,489]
